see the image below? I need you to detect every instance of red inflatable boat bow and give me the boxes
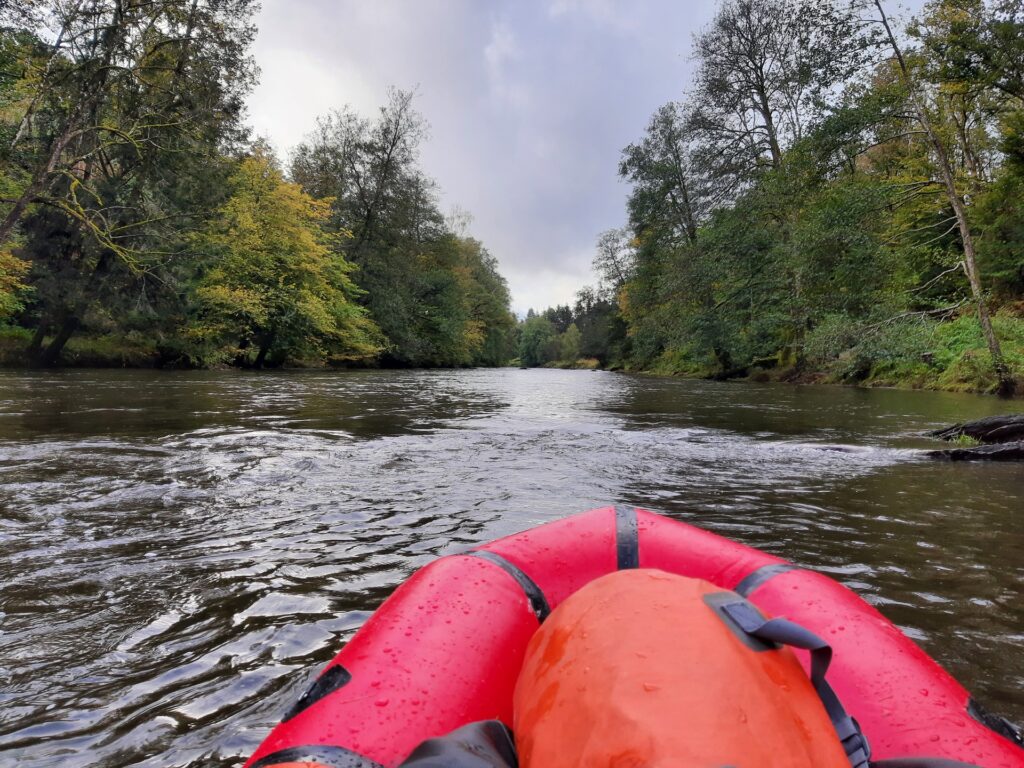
[244,506,1024,768]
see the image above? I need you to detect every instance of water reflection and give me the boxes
[0,368,1020,767]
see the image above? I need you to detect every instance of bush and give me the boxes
[802,312,1024,393]
[61,333,159,368]
[0,325,32,366]
[647,345,713,377]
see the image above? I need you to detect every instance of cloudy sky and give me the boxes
[245,0,723,314]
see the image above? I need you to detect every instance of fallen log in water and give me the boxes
[927,440,1024,462]
[930,414,1024,444]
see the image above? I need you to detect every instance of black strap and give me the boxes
[282,664,352,722]
[467,551,550,623]
[734,563,800,597]
[967,697,1024,748]
[399,720,518,767]
[248,744,384,768]
[721,600,871,768]
[869,761,981,767]
[614,505,639,569]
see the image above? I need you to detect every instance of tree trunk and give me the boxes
[232,337,251,367]
[253,340,272,369]
[34,315,79,368]
[31,248,113,367]
[949,188,1012,394]
[252,328,276,370]
[668,141,699,242]
[0,118,82,246]
[754,85,783,169]
[874,0,1014,397]
[27,322,48,357]
[712,345,733,373]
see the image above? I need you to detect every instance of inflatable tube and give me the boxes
[245,554,539,767]
[245,506,1024,768]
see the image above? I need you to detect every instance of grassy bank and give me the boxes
[627,313,1024,397]
[0,327,162,368]
[5,314,1022,400]
[545,358,601,370]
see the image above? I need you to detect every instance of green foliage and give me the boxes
[0,10,515,369]
[0,325,31,365]
[950,433,982,447]
[518,315,558,367]
[560,323,582,363]
[189,151,381,368]
[975,112,1024,299]
[799,312,1024,392]
[288,92,515,368]
[580,0,1024,396]
[0,248,28,318]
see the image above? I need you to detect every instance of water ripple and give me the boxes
[0,369,1020,767]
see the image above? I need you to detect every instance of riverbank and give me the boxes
[0,326,163,368]
[5,317,1023,400]
[0,327,484,371]
[614,314,1024,398]
[625,360,1024,398]
[622,362,1024,398]
[544,357,601,370]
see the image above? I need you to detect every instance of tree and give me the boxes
[574,285,625,363]
[0,0,256,252]
[619,103,725,247]
[543,304,574,333]
[873,0,1013,394]
[458,238,516,365]
[518,315,558,367]
[189,150,381,368]
[289,90,513,367]
[560,322,582,363]
[690,0,874,180]
[290,91,432,349]
[2,0,257,365]
[592,228,637,293]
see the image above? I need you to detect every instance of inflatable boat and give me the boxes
[244,506,1024,768]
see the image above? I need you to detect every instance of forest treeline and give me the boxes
[522,0,1024,395]
[0,2,514,369]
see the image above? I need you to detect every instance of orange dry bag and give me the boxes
[513,569,853,768]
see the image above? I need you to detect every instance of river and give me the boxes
[0,368,1021,767]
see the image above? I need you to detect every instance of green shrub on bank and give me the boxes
[543,357,601,370]
[62,334,159,368]
[819,313,1024,393]
[0,326,32,366]
[646,346,714,377]
[0,326,159,368]
[614,311,1024,396]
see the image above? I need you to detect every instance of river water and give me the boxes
[0,368,1021,767]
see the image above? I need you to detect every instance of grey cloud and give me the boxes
[247,0,717,313]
